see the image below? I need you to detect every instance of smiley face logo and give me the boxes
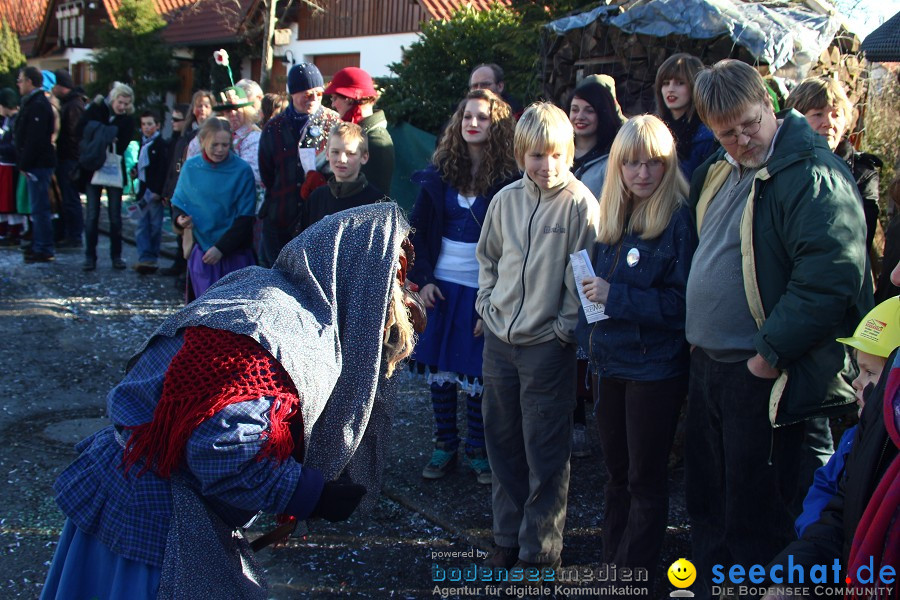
[668,558,696,588]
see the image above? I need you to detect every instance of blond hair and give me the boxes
[514,102,574,171]
[328,121,368,155]
[107,81,135,114]
[597,115,688,245]
[198,117,232,153]
[382,277,416,377]
[786,77,853,122]
[693,60,770,126]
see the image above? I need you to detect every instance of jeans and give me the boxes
[135,193,164,264]
[684,349,804,600]
[56,159,83,240]
[482,330,575,563]
[84,184,123,261]
[595,374,687,589]
[26,167,55,255]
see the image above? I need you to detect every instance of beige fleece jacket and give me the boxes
[476,172,600,346]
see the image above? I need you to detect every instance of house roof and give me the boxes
[1,0,50,54]
[416,0,509,21]
[161,0,258,46]
[0,0,48,35]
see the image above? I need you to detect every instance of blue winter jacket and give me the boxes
[575,204,697,381]
[679,123,717,182]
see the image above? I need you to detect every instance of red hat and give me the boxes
[324,67,376,100]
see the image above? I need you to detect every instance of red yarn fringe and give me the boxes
[122,326,302,478]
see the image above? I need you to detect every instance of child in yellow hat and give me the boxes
[795,297,900,536]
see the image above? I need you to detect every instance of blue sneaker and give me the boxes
[466,449,492,485]
[422,443,457,479]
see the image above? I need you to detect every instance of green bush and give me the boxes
[0,18,25,91]
[377,1,602,136]
[377,4,535,136]
[88,0,177,111]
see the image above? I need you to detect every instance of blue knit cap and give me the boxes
[41,70,56,92]
[287,63,324,94]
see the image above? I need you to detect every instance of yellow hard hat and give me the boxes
[837,296,900,358]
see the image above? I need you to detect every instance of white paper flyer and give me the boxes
[571,249,609,324]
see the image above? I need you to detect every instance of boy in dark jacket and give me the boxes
[304,122,383,230]
[133,110,169,273]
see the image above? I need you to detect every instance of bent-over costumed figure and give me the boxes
[42,203,424,599]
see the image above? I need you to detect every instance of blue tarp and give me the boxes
[545,0,843,79]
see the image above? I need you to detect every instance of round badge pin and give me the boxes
[626,247,640,267]
[308,125,322,138]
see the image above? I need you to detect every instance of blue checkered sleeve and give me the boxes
[185,398,307,515]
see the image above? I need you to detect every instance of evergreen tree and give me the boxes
[88,0,176,110]
[377,5,532,135]
[0,18,26,90]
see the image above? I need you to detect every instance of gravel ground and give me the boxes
[0,220,692,599]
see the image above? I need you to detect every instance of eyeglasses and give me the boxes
[622,158,665,172]
[172,116,185,122]
[716,113,763,145]
[303,89,323,100]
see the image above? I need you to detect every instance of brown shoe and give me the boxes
[485,545,519,569]
[24,252,55,263]
[512,558,561,583]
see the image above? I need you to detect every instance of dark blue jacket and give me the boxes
[14,90,56,171]
[407,165,517,288]
[679,123,716,182]
[575,204,697,381]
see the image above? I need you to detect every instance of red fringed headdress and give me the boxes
[122,326,302,478]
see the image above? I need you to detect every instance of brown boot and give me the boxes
[484,545,519,569]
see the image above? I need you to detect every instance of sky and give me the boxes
[832,0,897,39]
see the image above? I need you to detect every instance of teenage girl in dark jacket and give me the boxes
[575,115,697,585]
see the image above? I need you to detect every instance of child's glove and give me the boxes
[310,477,366,522]
[301,171,327,200]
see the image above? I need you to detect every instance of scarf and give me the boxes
[285,103,311,142]
[137,131,160,183]
[847,366,900,596]
[342,102,364,125]
[122,326,301,477]
[127,203,410,510]
[327,173,369,199]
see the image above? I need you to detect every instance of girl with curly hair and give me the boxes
[408,89,519,485]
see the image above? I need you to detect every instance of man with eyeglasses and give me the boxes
[14,66,57,263]
[682,59,871,600]
[257,62,340,267]
[468,63,522,119]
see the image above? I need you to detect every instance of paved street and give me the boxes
[0,212,690,599]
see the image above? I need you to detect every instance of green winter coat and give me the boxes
[689,109,873,426]
[359,110,394,197]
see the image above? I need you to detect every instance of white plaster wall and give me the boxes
[277,32,421,77]
[64,48,94,65]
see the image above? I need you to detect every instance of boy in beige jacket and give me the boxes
[476,102,600,572]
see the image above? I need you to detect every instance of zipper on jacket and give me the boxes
[506,188,542,342]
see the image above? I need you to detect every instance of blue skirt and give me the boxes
[412,279,484,378]
[42,520,160,600]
